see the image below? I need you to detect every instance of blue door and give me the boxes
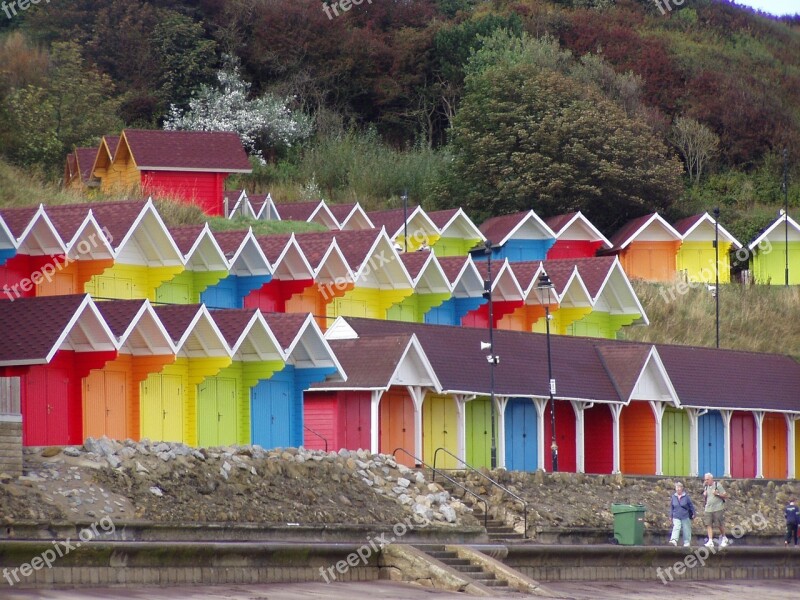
[201,275,239,309]
[698,410,724,477]
[505,398,538,472]
[251,376,293,449]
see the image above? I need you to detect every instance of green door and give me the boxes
[662,407,690,476]
[197,377,239,447]
[466,398,494,469]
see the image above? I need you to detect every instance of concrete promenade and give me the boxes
[5,579,800,599]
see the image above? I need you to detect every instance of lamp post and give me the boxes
[784,149,789,287]
[536,272,558,472]
[401,189,409,253]
[482,240,498,469]
[713,207,720,349]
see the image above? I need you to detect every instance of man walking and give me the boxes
[703,472,729,548]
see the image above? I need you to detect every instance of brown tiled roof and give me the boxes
[479,212,530,245]
[0,295,88,362]
[292,231,336,270]
[248,194,273,216]
[672,214,705,237]
[122,129,251,172]
[506,261,543,292]
[212,229,250,256]
[327,203,358,222]
[608,213,658,251]
[49,199,148,245]
[311,335,414,389]
[545,257,616,298]
[295,229,381,271]
[168,226,206,255]
[341,318,621,401]
[75,147,98,182]
[105,135,120,157]
[40,204,100,243]
[0,206,39,238]
[94,299,148,338]
[260,312,310,350]
[654,344,800,412]
[153,304,202,342]
[543,212,579,236]
[257,234,294,264]
[367,207,419,235]
[399,251,432,280]
[275,202,321,221]
[436,256,473,285]
[208,308,259,348]
[426,209,460,230]
[594,344,652,401]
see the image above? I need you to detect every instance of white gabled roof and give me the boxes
[748,213,800,250]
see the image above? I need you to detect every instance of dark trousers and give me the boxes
[786,522,798,545]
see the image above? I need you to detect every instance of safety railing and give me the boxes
[433,447,528,538]
[303,424,328,452]
[392,447,488,528]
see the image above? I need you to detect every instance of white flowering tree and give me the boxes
[164,58,313,160]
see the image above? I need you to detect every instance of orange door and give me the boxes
[83,361,129,441]
[762,413,788,479]
[620,402,656,475]
[83,370,106,439]
[379,391,415,467]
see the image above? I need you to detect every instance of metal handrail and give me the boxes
[433,447,529,538]
[392,447,489,528]
[303,425,328,452]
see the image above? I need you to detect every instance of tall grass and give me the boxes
[235,129,450,209]
[621,281,800,358]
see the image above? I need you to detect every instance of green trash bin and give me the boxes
[611,503,646,545]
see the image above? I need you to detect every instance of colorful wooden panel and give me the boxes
[543,400,576,472]
[762,412,788,479]
[504,398,537,472]
[583,403,614,474]
[698,410,725,478]
[662,407,690,476]
[423,394,459,469]
[730,411,757,479]
[379,390,415,467]
[620,401,656,475]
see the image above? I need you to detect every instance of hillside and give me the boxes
[620,281,800,358]
[0,0,797,236]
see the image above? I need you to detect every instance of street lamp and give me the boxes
[713,207,720,349]
[536,272,558,472]
[482,240,498,469]
[402,189,409,253]
[784,149,789,287]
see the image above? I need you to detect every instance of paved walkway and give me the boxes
[6,579,800,599]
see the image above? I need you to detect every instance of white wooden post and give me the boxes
[610,404,623,474]
[754,411,765,479]
[533,398,548,471]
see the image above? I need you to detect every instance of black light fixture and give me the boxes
[402,189,409,253]
[536,272,558,473]
[784,149,789,287]
[713,207,720,349]
[481,240,499,469]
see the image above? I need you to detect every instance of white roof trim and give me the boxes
[679,213,742,248]
[748,213,800,250]
[615,213,682,250]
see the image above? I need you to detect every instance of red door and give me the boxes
[584,404,614,474]
[543,401,577,472]
[341,391,371,452]
[730,412,756,478]
[303,392,337,451]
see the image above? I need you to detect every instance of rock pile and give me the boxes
[450,469,798,538]
[1,439,476,528]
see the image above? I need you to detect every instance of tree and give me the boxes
[441,60,684,231]
[164,58,313,161]
[670,116,720,184]
[2,42,121,172]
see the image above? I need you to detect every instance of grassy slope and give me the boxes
[620,281,800,358]
[0,159,324,234]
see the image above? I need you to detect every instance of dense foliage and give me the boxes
[0,0,798,237]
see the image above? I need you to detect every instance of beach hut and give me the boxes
[326,202,373,231]
[674,212,741,284]
[427,208,484,258]
[0,295,117,446]
[144,305,231,445]
[747,213,800,285]
[477,211,556,262]
[202,228,272,309]
[425,256,485,326]
[387,252,451,323]
[87,299,175,441]
[156,224,229,304]
[544,212,612,260]
[604,213,682,282]
[367,206,440,252]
